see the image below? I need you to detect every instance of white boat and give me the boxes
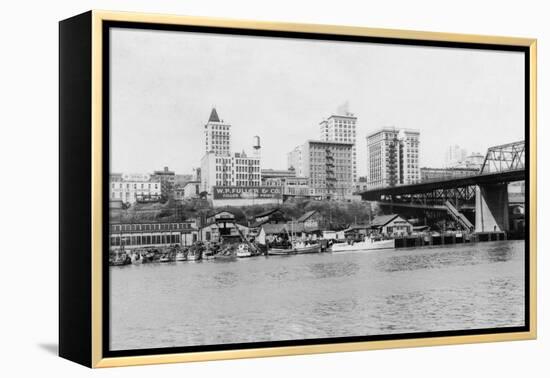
[236,244,253,258]
[331,238,395,252]
[175,252,187,261]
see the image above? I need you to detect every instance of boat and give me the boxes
[159,253,173,263]
[187,251,201,261]
[110,244,131,266]
[293,241,321,254]
[110,253,131,266]
[202,249,216,260]
[236,244,253,258]
[267,247,295,256]
[331,238,395,252]
[130,251,143,264]
[141,250,155,263]
[175,251,187,261]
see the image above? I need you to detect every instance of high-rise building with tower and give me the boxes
[204,107,231,156]
[319,104,358,184]
[200,108,262,194]
[366,127,420,189]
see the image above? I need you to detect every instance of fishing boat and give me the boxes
[236,244,253,258]
[267,246,295,256]
[331,237,395,252]
[293,241,321,254]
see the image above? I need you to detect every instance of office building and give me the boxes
[319,106,357,183]
[366,127,420,189]
[204,107,231,156]
[288,140,354,199]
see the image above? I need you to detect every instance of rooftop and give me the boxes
[296,210,317,222]
[370,214,400,227]
[208,107,220,123]
[306,139,354,146]
[366,127,420,139]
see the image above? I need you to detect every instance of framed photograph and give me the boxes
[59,10,537,368]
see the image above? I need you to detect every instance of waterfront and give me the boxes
[109,240,525,351]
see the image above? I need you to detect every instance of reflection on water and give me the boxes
[110,240,525,351]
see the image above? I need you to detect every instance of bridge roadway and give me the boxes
[358,169,525,201]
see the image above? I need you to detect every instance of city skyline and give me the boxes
[110,28,525,176]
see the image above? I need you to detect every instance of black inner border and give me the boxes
[102,20,531,358]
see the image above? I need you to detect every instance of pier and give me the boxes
[394,231,507,249]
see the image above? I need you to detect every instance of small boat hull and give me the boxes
[294,244,321,254]
[331,239,395,252]
[268,248,295,256]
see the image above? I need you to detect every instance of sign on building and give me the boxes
[213,186,282,199]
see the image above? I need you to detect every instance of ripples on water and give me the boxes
[109,240,525,350]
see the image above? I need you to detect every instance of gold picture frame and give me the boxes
[59,10,537,368]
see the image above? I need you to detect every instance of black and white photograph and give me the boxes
[106,24,528,353]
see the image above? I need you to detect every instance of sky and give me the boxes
[109,27,525,176]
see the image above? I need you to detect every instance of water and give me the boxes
[109,240,525,351]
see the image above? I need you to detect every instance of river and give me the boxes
[109,240,525,351]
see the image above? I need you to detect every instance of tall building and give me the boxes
[444,145,468,167]
[200,109,262,194]
[319,107,357,183]
[288,140,354,199]
[366,127,420,189]
[204,107,231,156]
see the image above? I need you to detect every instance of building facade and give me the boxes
[174,180,201,200]
[420,167,479,182]
[319,109,357,184]
[288,140,354,199]
[454,152,485,170]
[366,127,420,189]
[151,166,176,198]
[109,220,198,250]
[109,173,162,204]
[204,107,231,157]
[261,168,311,197]
[201,150,262,194]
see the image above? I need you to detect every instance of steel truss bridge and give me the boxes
[359,141,526,210]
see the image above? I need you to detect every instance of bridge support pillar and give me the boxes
[475,184,509,232]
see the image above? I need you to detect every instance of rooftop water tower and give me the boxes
[253,135,261,158]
